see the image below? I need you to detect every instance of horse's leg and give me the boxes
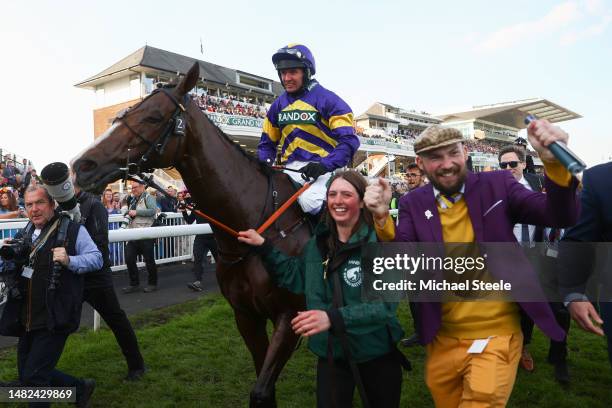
[249,311,299,408]
[234,310,269,376]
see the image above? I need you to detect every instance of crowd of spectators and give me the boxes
[465,139,538,157]
[192,94,267,119]
[0,153,37,218]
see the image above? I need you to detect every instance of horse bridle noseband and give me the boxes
[113,87,187,176]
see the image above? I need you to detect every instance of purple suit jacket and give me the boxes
[396,170,579,344]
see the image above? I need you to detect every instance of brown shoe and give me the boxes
[520,347,535,372]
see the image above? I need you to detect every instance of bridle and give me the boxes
[113,87,187,177]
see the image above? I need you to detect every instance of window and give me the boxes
[237,74,271,91]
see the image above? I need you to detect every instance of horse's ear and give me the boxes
[176,62,199,96]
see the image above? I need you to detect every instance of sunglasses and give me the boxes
[499,161,521,169]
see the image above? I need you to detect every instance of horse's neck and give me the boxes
[177,102,269,231]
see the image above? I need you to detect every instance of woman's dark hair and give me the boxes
[0,191,18,211]
[321,170,373,255]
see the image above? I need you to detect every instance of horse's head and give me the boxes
[72,62,200,193]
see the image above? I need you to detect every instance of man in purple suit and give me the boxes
[364,122,579,407]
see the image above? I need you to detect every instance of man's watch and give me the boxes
[563,293,589,308]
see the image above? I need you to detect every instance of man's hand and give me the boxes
[237,229,265,246]
[291,310,331,337]
[300,162,328,181]
[128,210,137,217]
[364,177,391,225]
[527,119,569,162]
[568,301,604,336]
[52,247,70,267]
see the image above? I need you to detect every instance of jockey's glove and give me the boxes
[300,162,328,181]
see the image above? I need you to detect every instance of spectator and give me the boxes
[112,191,122,209]
[0,188,23,219]
[121,180,159,294]
[102,189,121,215]
[365,122,578,407]
[2,158,21,188]
[177,195,218,292]
[498,145,571,383]
[405,163,425,192]
[74,181,146,381]
[159,185,177,212]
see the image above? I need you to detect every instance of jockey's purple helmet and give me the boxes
[272,44,316,77]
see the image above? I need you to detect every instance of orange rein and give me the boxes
[256,182,311,234]
[191,182,311,237]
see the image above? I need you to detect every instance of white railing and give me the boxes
[1,213,204,271]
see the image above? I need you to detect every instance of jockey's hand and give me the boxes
[237,229,265,246]
[300,162,328,181]
[527,118,570,162]
[365,177,391,223]
[291,310,330,337]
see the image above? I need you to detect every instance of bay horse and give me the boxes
[72,62,310,407]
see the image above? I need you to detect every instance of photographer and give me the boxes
[122,180,158,294]
[73,181,146,381]
[0,184,101,407]
[177,193,218,292]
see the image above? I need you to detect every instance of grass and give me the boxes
[0,294,610,407]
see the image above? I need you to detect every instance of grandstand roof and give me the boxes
[75,45,283,95]
[435,98,581,129]
[356,113,400,123]
[378,102,436,119]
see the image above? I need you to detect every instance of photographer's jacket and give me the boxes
[0,214,102,336]
[127,192,157,228]
[77,191,113,289]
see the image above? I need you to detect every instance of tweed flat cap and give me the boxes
[414,125,464,155]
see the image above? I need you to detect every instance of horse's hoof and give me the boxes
[249,390,277,408]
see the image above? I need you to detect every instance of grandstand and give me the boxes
[354,102,442,177]
[75,45,284,189]
[354,98,581,175]
[436,98,582,171]
[0,148,33,188]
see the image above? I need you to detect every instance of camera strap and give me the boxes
[28,218,61,266]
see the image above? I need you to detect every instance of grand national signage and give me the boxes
[205,112,264,129]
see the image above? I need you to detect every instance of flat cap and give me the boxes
[414,125,464,155]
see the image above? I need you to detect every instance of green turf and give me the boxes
[0,294,610,407]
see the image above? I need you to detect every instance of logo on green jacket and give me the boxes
[343,259,362,288]
[277,110,319,125]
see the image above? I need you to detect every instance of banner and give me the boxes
[205,112,264,128]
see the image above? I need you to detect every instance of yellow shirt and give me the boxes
[436,198,519,339]
[374,161,572,339]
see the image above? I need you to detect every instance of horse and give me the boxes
[72,62,310,407]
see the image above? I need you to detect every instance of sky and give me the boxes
[1,0,611,170]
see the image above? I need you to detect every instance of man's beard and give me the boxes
[424,166,467,195]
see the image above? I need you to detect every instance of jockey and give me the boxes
[258,44,360,214]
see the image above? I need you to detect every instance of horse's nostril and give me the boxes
[77,159,98,173]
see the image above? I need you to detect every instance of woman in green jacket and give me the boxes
[238,170,405,408]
